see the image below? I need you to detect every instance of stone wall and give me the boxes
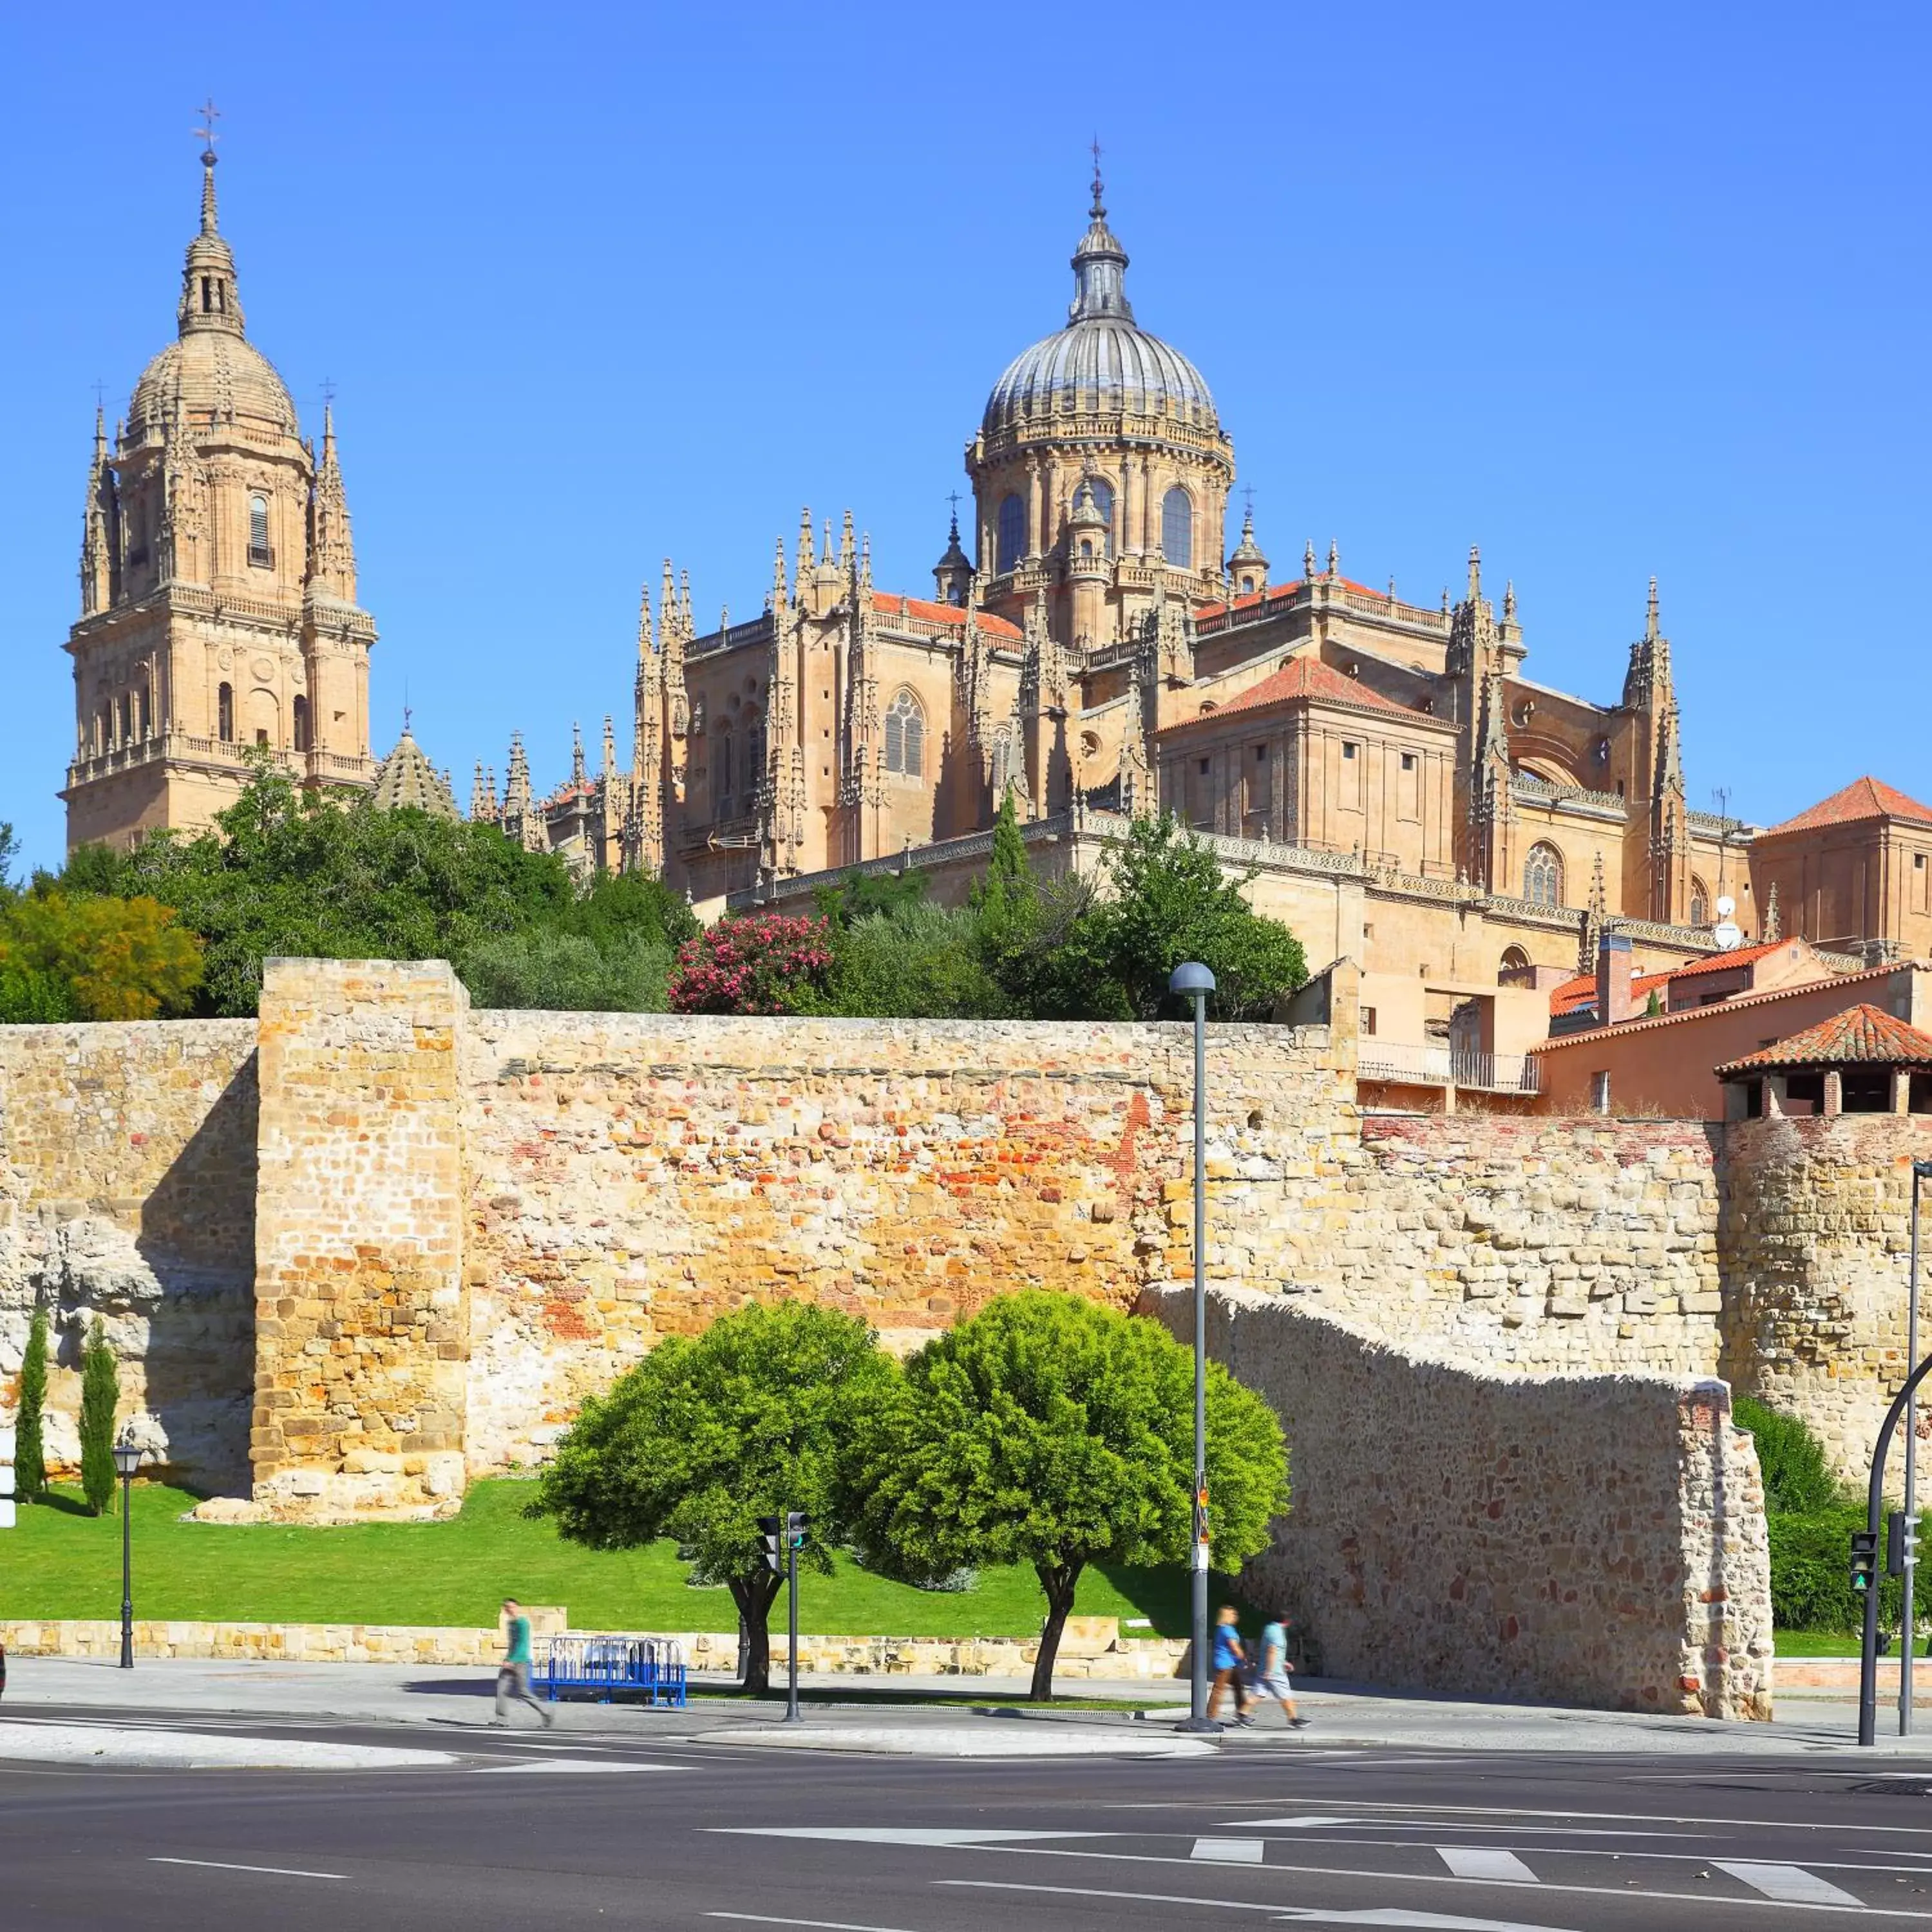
[1720,1112,1932,1480]
[460,1006,1354,1472]
[1307,1115,1726,1376]
[0,1019,257,1491]
[1143,1283,1773,1719]
[249,960,468,1517]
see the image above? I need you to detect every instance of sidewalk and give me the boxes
[5,1654,1928,1756]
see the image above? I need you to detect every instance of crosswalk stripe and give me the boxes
[1437,1847,1539,1883]
[1189,1838,1264,1864]
[1713,1861,1863,1907]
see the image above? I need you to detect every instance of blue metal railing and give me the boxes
[537,1636,688,1707]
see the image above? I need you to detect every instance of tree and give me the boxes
[0,822,19,900]
[1057,814,1308,1020]
[1734,1397,1841,1515]
[14,1306,48,1502]
[0,891,202,1021]
[828,902,1008,1019]
[531,1302,896,1693]
[667,913,836,1016]
[849,1292,1289,1700]
[78,1318,119,1516]
[457,928,673,1012]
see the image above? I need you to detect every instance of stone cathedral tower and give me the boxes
[62,136,376,852]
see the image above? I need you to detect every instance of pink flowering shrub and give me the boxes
[667,913,837,1016]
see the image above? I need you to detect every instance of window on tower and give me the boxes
[1087,477,1115,555]
[996,493,1025,574]
[293,696,310,754]
[1524,841,1566,909]
[249,494,272,568]
[746,720,767,786]
[1161,487,1193,567]
[217,682,235,743]
[884,689,925,779]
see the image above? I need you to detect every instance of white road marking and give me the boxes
[471,1757,675,1774]
[1192,1838,1265,1863]
[706,1917,927,1931]
[1275,1800,1932,1840]
[150,1857,345,1880]
[1714,1862,1864,1907]
[936,1880,1584,1929]
[1437,1849,1539,1884]
[706,1917,928,1931]
[1220,1818,1367,1830]
[712,1827,1102,1846]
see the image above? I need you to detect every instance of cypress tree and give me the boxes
[77,1318,118,1517]
[14,1305,48,1501]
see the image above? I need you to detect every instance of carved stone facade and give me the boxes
[61,144,375,852]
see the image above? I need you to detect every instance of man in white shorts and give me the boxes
[1238,1611,1311,1730]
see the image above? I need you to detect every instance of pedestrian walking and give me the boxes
[493,1596,554,1728]
[1206,1604,1249,1723]
[1244,1609,1311,1729]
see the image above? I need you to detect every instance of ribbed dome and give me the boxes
[128,333,300,441]
[982,185,1218,438]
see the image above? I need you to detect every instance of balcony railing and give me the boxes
[1358,1040,1540,1094]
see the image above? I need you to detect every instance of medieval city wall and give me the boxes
[1,958,1926,1528]
[458,1003,1356,1473]
[1143,1283,1773,1719]
[0,1019,258,1492]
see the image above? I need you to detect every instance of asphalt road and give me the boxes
[7,1707,1932,1929]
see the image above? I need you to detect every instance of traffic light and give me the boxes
[786,1510,810,1552]
[1851,1527,1880,1592]
[757,1515,784,1573]
[1888,1511,1920,1578]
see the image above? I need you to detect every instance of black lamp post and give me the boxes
[1169,960,1219,1734]
[112,1437,142,1669]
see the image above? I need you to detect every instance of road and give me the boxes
[6,1705,1932,1928]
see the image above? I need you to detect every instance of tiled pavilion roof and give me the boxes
[1716,1003,1932,1077]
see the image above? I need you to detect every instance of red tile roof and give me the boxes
[1548,940,1808,1019]
[1161,655,1420,734]
[874,592,1021,639]
[1716,1003,1932,1075]
[1764,775,1932,837]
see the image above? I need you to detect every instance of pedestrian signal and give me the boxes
[1851,1527,1880,1592]
[757,1515,785,1573]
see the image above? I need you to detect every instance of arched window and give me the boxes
[118,694,132,743]
[292,695,310,753]
[1523,842,1564,909]
[1160,486,1193,567]
[135,682,151,739]
[1499,945,1531,983]
[990,726,1013,797]
[996,493,1025,574]
[746,721,767,787]
[248,493,272,567]
[216,682,235,742]
[95,705,109,753]
[1239,574,1255,594]
[883,689,925,779]
[1079,538,1094,562]
[1086,477,1115,555]
[716,730,732,805]
[1689,877,1710,927]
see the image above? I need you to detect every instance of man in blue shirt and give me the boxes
[1240,1611,1311,1730]
[494,1596,555,1728]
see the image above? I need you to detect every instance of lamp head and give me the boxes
[1915,1159,1932,1180]
[1168,961,1216,998]
[111,1440,142,1480]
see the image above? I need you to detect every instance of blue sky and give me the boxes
[3,1,1926,869]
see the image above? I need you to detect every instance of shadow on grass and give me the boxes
[26,1492,101,1520]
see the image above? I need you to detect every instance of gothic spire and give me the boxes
[178,117,245,339]
[1068,143,1132,324]
[305,401,357,601]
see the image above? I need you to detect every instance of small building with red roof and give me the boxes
[1716,1002,1932,1122]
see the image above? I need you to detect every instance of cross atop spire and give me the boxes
[1089,135,1104,217]
[193,98,222,233]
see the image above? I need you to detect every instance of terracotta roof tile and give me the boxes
[1196,576,1383,623]
[1763,775,1932,837]
[1548,940,1800,1018]
[874,592,1021,640]
[1161,655,1419,734]
[1716,1003,1932,1075]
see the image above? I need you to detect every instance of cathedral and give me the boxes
[62,146,1932,1013]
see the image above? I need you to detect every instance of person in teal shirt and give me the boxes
[494,1596,554,1727]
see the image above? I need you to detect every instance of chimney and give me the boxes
[1596,931,1638,1026]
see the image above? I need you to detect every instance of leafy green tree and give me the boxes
[813,866,932,929]
[828,902,1009,1019]
[1734,1397,1841,1515]
[0,891,203,1021]
[849,1292,1289,1699]
[0,822,19,900]
[559,867,700,955]
[458,929,672,1012]
[77,1318,119,1517]
[532,1302,897,1692]
[14,1305,49,1501]
[1055,814,1307,1021]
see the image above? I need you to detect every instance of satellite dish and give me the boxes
[1715,895,1736,920]
[1709,893,1742,949]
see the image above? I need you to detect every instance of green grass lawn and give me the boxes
[0,1481,1204,1638]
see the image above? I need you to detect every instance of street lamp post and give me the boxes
[112,1437,142,1670]
[1905,1160,1932,1736]
[1170,961,1218,1734]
